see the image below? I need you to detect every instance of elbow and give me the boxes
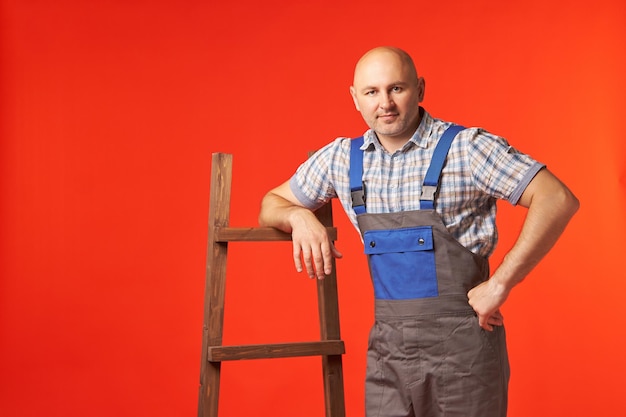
[258,212,270,227]
[569,193,580,217]
[258,193,271,227]
[558,186,580,219]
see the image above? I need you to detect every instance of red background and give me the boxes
[1,0,625,416]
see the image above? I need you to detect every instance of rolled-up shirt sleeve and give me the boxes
[468,129,546,205]
[288,138,345,210]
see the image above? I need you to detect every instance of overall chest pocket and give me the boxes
[363,226,438,300]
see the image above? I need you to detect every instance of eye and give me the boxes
[391,86,402,93]
[365,90,376,96]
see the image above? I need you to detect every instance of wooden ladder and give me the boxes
[198,153,346,417]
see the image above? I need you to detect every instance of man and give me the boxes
[258,46,579,417]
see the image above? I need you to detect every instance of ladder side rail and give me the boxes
[315,201,346,417]
[198,153,233,417]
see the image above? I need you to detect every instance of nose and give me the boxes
[379,92,394,110]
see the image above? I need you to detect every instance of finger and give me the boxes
[320,242,334,276]
[478,315,494,332]
[302,249,316,279]
[331,243,343,259]
[467,287,475,299]
[292,243,303,273]
[312,246,326,280]
[296,242,316,279]
[489,311,504,325]
[319,240,343,276]
[488,317,504,327]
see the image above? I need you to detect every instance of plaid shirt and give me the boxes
[290,109,544,257]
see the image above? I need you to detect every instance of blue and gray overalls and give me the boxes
[350,126,510,417]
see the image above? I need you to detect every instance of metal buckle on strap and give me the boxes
[420,185,437,201]
[351,189,365,206]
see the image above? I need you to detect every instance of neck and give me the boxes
[377,135,410,153]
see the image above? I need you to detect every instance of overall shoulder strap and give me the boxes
[420,125,465,210]
[349,136,366,214]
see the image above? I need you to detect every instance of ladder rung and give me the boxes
[208,340,345,362]
[214,227,337,242]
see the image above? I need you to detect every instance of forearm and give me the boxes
[468,169,578,330]
[258,191,310,233]
[491,176,579,293]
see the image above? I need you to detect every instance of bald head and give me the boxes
[353,46,419,88]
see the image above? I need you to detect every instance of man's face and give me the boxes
[350,52,424,145]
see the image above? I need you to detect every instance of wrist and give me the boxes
[285,205,314,228]
[489,273,514,297]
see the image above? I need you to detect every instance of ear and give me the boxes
[349,86,361,111]
[417,77,425,102]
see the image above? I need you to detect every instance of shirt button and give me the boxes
[369,241,376,248]
[418,238,425,245]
